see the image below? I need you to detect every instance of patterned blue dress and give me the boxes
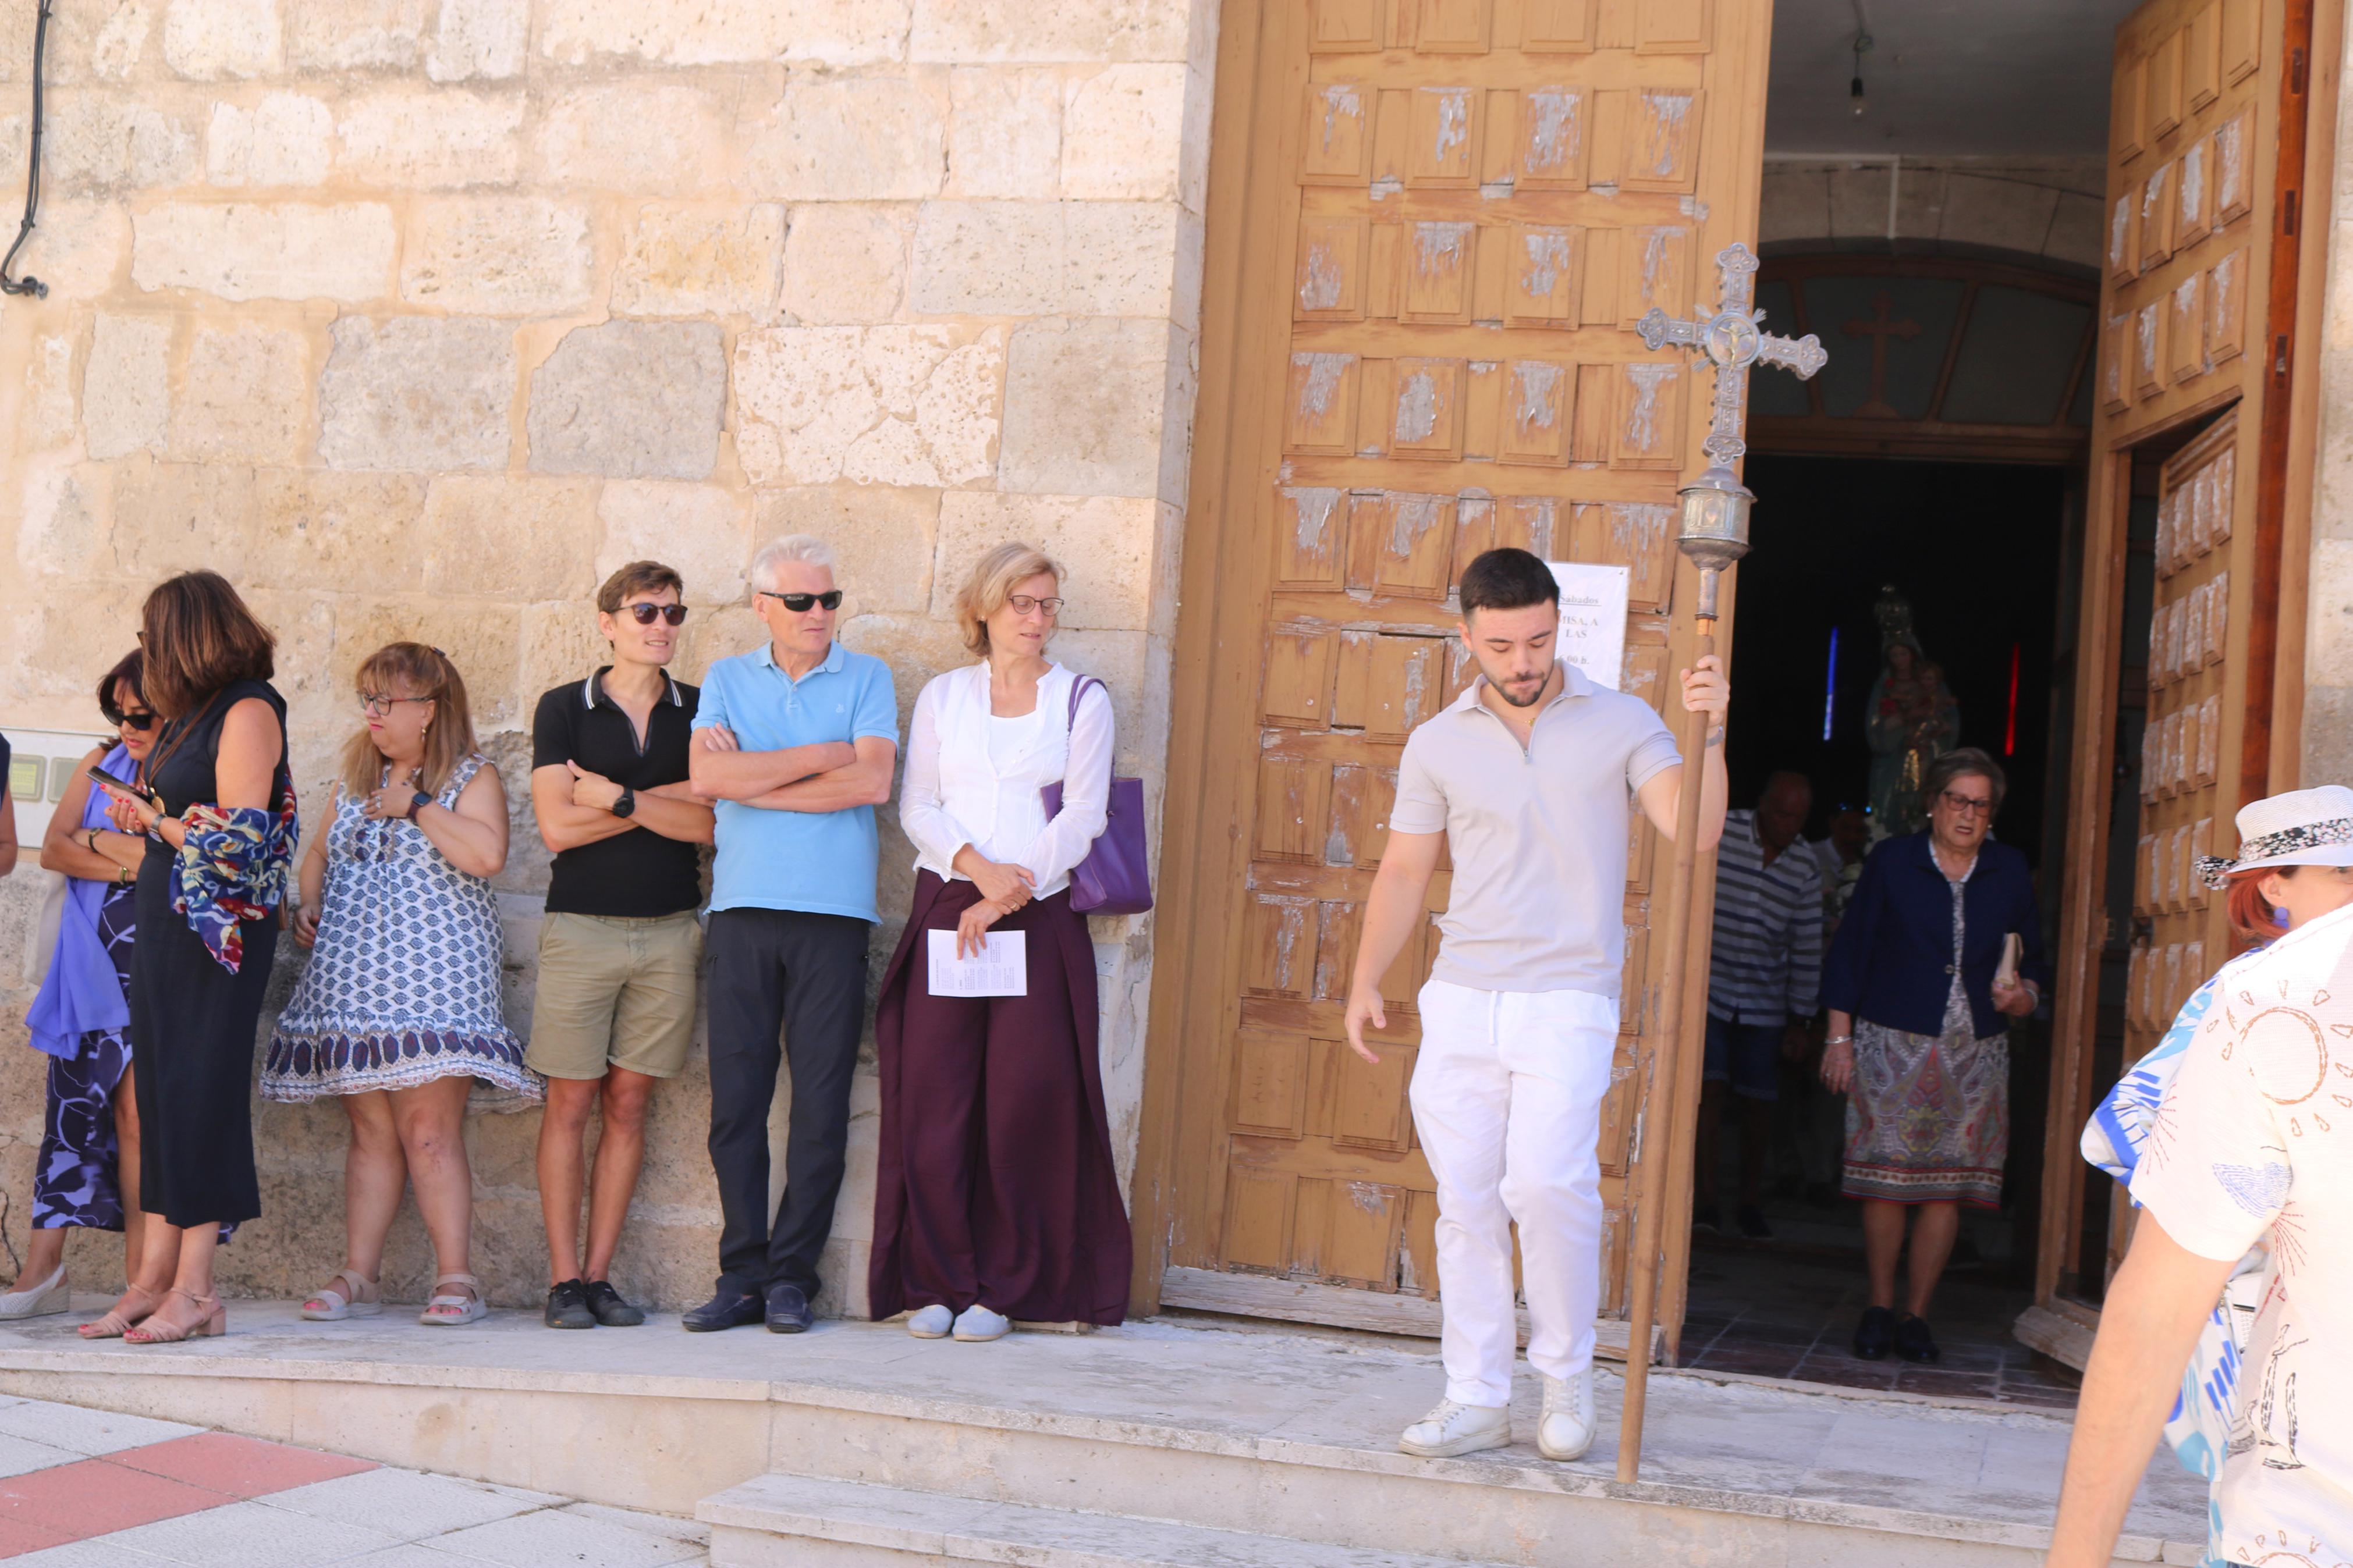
[33,883,135,1231]
[262,754,539,1107]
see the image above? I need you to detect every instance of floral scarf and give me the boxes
[172,785,299,973]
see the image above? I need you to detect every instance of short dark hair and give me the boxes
[597,560,685,615]
[97,649,145,724]
[139,570,275,718]
[1923,747,2007,813]
[1458,547,1559,618]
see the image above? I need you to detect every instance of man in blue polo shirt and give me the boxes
[684,535,897,1332]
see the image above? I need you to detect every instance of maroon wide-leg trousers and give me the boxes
[869,872,1131,1325]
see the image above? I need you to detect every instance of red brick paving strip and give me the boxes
[0,1434,377,1559]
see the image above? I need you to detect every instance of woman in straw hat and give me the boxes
[2049,785,2353,1568]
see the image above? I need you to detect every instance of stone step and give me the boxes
[700,1472,1502,1568]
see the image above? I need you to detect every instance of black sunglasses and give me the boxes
[103,708,158,731]
[621,603,690,625]
[759,590,843,612]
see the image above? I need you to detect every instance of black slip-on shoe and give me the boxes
[1893,1313,1942,1364]
[1852,1305,1896,1361]
[683,1274,764,1332]
[544,1279,595,1330]
[765,1281,814,1334]
[584,1280,645,1328]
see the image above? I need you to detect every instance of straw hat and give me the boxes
[2195,784,2353,888]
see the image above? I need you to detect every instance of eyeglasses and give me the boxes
[1938,790,1994,816]
[621,603,689,626]
[1006,595,1064,617]
[360,692,434,717]
[103,709,157,731]
[758,590,843,612]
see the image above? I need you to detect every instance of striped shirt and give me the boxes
[1707,809,1825,1025]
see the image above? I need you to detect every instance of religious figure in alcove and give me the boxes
[1865,588,1961,838]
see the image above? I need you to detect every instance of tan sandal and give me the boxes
[79,1283,163,1340]
[123,1288,225,1344]
[300,1267,382,1321]
[420,1272,485,1327]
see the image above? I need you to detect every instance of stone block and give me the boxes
[16,457,114,581]
[538,0,907,67]
[284,0,427,69]
[614,203,783,318]
[595,481,751,606]
[520,604,613,717]
[527,321,726,480]
[1061,65,1186,202]
[44,94,198,192]
[400,197,594,314]
[733,325,1002,489]
[910,0,1191,63]
[536,83,726,195]
[106,457,258,578]
[1758,166,1830,247]
[14,201,129,299]
[678,604,766,674]
[779,203,907,324]
[747,76,945,202]
[162,0,280,78]
[944,67,1059,199]
[931,493,1158,631]
[2045,191,2104,270]
[1940,172,2054,256]
[22,333,79,450]
[83,312,172,459]
[90,1,155,80]
[753,486,939,614]
[421,475,601,601]
[207,92,332,187]
[997,317,1180,499]
[318,315,516,472]
[339,88,524,187]
[425,0,526,80]
[242,470,431,598]
[169,323,310,464]
[336,596,523,726]
[1825,163,1892,241]
[910,200,1181,318]
[132,201,397,303]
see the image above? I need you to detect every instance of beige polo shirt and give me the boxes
[1390,660,1682,996]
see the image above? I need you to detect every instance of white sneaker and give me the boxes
[906,1304,953,1339]
[952,1304,1010,1342]
[1398,1399,1511,1458]
[0,1265,68,1321]
[1537,1366,1596,1462]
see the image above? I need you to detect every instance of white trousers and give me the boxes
[1410,977,1617,1409]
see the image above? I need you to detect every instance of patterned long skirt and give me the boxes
[33,887,135,1231]
[1841,1016,2010,1208]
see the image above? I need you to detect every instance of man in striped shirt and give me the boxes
[1697,771,1823,1240]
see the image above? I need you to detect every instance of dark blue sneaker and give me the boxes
[1852,1304,1896,1361]
[765,1281,813,1334]
[682,1273,762,1332]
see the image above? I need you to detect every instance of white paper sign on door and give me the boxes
[1548,561,1631,691]
[927,929,1028,997]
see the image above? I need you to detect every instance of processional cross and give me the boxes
[1617,242,1826,1483]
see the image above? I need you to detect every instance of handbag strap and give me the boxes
[1064,671,1102,733]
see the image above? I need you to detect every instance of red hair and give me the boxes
[2226,869,2284,945]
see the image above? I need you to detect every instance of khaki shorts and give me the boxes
[527,911,704,1081]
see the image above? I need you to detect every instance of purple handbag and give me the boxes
[1039,675,1153,916]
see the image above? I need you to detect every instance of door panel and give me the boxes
[1154,0,1771,1347]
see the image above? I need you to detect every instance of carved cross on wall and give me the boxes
[1845,291,1921,419]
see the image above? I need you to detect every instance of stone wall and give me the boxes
[0,0,1213,1313]
[2304,19,2353,788]
[1759,155,2104,271]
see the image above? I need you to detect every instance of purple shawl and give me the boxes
[23,745,134,1059]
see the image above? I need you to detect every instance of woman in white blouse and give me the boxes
[867,542,1132,1341]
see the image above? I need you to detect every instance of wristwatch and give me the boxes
[612,787,637,819]
[409,790,434,817]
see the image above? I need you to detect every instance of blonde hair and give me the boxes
[339,642,479,801]
[954,542,1063,656]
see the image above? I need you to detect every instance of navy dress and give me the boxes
[34,884,135,1230]
[129,678,288,1229]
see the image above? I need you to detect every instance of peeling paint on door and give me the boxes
[1623,364,1676,453]
[1294,351,1351,418]
[1525,88,1580,174]
[1287,486,1343,553]
[1511,360,1562,434]
[1639,91,1691,179]
[1521,229,1573,297]
[1386,492,1445,556]
[1431,88,1471,164]
[1318,84,1362,152]
[1394,371,1439,442]
[1414,221,1473,276]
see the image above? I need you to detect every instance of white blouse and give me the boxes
[901,662,1115,899]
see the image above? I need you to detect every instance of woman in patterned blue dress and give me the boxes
[1,655,157,1323]
[262,645,538,1328]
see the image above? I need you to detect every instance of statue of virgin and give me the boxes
[1864,588,1961,837]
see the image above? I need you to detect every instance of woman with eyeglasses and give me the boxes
[2,654,160,1323]
[93,571,296,1345]
[868,542,1131,1341]
[1818,746,2046,1366]
[263,642,537,1329]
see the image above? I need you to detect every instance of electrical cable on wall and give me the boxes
[0,0,55,299]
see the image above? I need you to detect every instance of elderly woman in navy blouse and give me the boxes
[1819,748,2046,1366]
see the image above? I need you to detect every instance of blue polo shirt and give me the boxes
[693,641,899,922]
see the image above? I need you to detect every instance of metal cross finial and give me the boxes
[1637,241,1827,467]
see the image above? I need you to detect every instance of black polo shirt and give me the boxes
[531,668,702,918]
